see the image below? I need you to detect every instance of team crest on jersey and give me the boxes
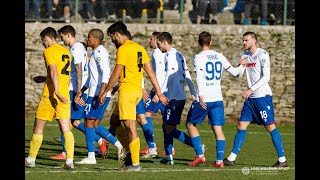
[262,58,266,63]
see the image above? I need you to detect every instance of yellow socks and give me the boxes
[28,134,43,159]
[63,131,74,160]
[129,137,140,165]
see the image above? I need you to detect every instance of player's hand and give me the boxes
[158,94,168,106]
[55,92,68,104]
[33,76,46,83]
[75,91,85,106]
[142,89,149,101]
[199,96,207,110]
[239,57,247,67]
[242,88,253,100]
[98,93,106,105]
[152,94,159,103]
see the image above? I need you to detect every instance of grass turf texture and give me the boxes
[25,117,295,180]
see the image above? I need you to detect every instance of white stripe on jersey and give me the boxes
[69,42,89,92]
[242,48,272,98]
[87,45,111,97]
[160,48,196,101]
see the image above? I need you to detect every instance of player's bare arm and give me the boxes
[33,76,47,83]
[142,88,149,101]
[75,86,88,106]
[48,64,68,104]
[75,62,83,93]
[98,64,123,104]
[144,61,168,106]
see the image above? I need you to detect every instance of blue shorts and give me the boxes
[187,100,225,126]
[240,96,275,126]
[162,99,186,125]
[84,96,110,120]
[136,98,146,115]
[70,91,87,120]
[145,90,167,114]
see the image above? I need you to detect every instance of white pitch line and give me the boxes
[24,123,294,136]
[25,167,294,174]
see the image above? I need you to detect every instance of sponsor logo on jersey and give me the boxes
[246,62,256,67]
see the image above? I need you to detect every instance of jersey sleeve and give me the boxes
[220,53,244,76]
[183,55,196,96]
[43,48,55,66]
[194,54,206,97]
[95,48,110,83]
[73,44,84,65]
[250,51,270,91]
[116,46,127,66]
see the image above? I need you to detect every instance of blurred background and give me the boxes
[25,0,295,25]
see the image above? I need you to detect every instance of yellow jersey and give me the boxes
[116,40,150,92]
[42,43,71,98]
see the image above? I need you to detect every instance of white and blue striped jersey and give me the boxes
[86,45,111,97]
[193,50,244,102]
[69,42,89,92]
[239,48,272,98]
[160,48,196,101]
[151,48,166,88]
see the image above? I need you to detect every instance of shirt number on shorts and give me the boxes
[260,110,268,122]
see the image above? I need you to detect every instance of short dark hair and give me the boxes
[243,31,257,41]
[40,27,57,40]
[58,25,76,37]
[158,32,172,44]
[89,29,104,42]
[198,31,211,47]
[152,31,161,38]
[107,21,128,36]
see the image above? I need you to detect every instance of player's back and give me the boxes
[43,43,71,97]
[193,50,230,102]
[117,40,149,92]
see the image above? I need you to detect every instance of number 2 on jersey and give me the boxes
[137,52,143,72]
[61,54,70,75]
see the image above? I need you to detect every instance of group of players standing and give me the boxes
[25,21,288,172]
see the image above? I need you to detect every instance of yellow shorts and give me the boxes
[117,90,141,120]
[35,95,70,121]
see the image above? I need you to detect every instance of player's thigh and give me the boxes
[35,95,55,121]
[207,101,225,126]
[118,90,141,120]
[186,101,208,125]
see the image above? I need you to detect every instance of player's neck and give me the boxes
[249,46,258,55]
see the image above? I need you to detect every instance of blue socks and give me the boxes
[85,127,95,152]
[191,136,202,156]
[270,128,285,157]
[95,125,117,145]
[216,140,226,161]
[231,129,246,155]
[173,129,192,146]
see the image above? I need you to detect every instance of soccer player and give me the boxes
[186,31,246,167]
[74,29,125,165]
[98,21,168,171]
[223,31,288,167]
[140,31,177,156]
[155,32,198,165]
[49,25,109,160]
[25,27,75,169]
